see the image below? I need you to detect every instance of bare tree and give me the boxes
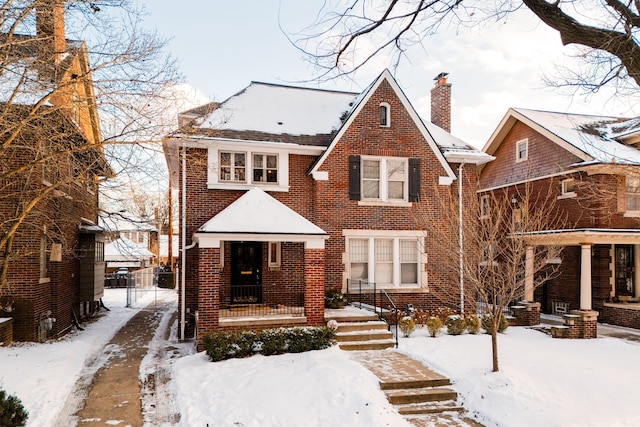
[297,1,640,94]
[0,0,180,297]
[422,178,567,372]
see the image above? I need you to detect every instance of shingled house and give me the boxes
[164,70,492,341]
[480,108,640,333]
[0,1,110,341]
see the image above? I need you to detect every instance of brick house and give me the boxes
[164,70,492,340]
[0,1,110,341]
[479,108,640,331]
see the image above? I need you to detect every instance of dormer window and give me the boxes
[516,139,528,163]
[379,103,390,127]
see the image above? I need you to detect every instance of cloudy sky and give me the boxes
[139,1,639,148]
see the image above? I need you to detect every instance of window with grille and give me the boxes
[219,151,246,182]
[253,154,278,183]
[348,235,420,287]
[361,157,407,202]
[626,176,640,211]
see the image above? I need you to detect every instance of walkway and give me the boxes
[55,299,180,426]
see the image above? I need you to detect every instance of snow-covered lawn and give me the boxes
[1,293,640,427]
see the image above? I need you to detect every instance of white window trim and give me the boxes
[515,139,528,163]
[268,241,281,268]
[558,178,577,199]
[208,145,289,192]
[343,230,426,290]
[379,102,390,127]
[360,156,408,203]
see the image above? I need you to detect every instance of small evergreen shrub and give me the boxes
[398,316,416,337]
[0,388,28,427]
[325,289,349,309]
[203,326,337,361]
[259,328,288,356]
[465,313,481,334]
[445,315,467,335]
[426,316,443,337]
[202,331,236,362]
[481,314,510,334]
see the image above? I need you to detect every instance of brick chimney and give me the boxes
[36,0,66,76]
[430,72,451,133]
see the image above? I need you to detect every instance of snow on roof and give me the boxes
[197,187,327,235]
[199,82,358,136]
[99,214,157,232]
[514,108,640,164]
[105,237,155,260]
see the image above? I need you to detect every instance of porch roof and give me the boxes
[194,187,328,248]
[519,228,640,246]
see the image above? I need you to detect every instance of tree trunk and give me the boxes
[491,325,499,372]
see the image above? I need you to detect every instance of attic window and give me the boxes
[379,103,390,127]
[559,179,576,199]
[516,139,528,162]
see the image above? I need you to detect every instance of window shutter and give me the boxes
[349,155,361,200]
[408,158,420,202]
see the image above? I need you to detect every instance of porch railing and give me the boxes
[346,279,399,348]
[221,284,304,318]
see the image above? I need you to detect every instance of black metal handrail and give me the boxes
[346,279,399,348]
[379,289,399,348]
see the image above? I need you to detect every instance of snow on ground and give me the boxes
[2,295,640,427]
[0,288,169,427]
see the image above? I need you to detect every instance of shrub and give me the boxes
[481,314,510,334]
[202,331,236,362]
[425,316,443,337]
[0,388,28,427]
[445,315,467,335]
[413,309,430,327]
[287,327,336,353]
[325,289,349,309]
[398,316,416,337]
[433,307,457,323]
[465,313,481,334]
[259,328,288,356]
[233,330,258,358]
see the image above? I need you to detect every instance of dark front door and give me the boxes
[231,242,262,304]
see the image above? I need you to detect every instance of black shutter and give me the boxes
[408,158,420,202]
[349,155,361,200]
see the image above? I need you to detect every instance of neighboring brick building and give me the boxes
[480,108,640,330]
[164,70,492,340]
[0,2,110,341]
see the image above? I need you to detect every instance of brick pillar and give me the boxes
[510,301,541,326]
[197,248,220,341]
[304,248,325,326]
[572,309,599,339]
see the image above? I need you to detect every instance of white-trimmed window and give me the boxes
[268,241,281,268]
[362,157,407,202]
[347,233,421,288]
[209,146,289,191]
[219,151,246,182]
[560,178,576,198]
[480,195,490,218]
[626,176,640,211]
[516,139,528,163]
[379,102,390,127]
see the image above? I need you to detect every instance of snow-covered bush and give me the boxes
[398,316,416,337]
[481,313,510,334]
[445,315,466,335]
[465,313,481,334]
[426,316,443,337]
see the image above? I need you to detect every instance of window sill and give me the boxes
[624,211,640,218]
[39,278,51,284]
[207,182,289,192]
[557,193,576,200]
[358,200,412,207]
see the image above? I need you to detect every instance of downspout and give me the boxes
[180,144,197,340]
[458,163,464,314]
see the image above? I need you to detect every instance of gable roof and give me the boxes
[197,187,327,236]
[309,70,490,179]
[484,108,640,165]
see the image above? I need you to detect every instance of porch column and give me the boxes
[524,246,534,301]
[580,244,592,310]
[635,245,640,299]
[304,243,325,326]
[198,247,220,337]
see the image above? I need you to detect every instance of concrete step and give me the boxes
[380,377,451,390]
[385,387,458,405]
[335,320,389,333]
[396,401,464,415]
[324,312,379,323]
[405,412,484,427]
[338,339,396,351]
[336,329,393,342]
